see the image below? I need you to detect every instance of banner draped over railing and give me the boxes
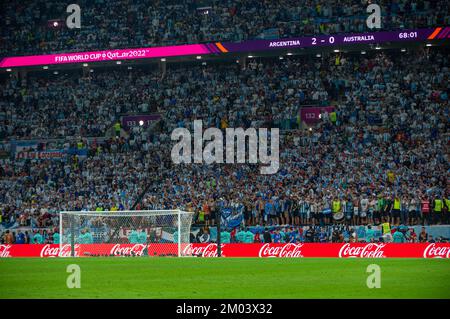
[221,206,244,229]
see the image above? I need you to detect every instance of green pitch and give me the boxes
[0,258,449,299]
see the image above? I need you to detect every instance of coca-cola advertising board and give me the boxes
[1,243,450,258]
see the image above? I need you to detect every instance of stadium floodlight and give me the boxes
[196,56,202,59]
[83,63,88,67]
[6,68,12,72]
[161,58,166,62]
[60,210,194,257]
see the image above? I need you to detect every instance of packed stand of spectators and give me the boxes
[0,228,60,244]
[1,0,449,57]
[193,224,449,244]
[1,54,328,140]
[1,224,447,245]
[0,48,449,244]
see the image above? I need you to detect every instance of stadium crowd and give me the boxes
[203,224,449,244]
[1,224,448,244]
[0,47,449,244]
[1,0,449,56]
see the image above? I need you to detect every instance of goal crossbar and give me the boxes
[60,210,192,217]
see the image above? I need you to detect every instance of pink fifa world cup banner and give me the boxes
[0,44,214,68]
[300,106,335,124]
[1,27,447,69]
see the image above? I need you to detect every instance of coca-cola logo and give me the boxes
[59,244,80,257]
[339,243,386,258]
[110,244,146,256]
[40,244,80,257]
[423,243,450,258]
[258,243,304,258]
[0,244,12,258]
[182,244,225,257]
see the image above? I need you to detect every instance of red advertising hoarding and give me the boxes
[1,243,449,258]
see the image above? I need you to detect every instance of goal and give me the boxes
[59,210,194,257]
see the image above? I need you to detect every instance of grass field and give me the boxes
[0,258,449,299]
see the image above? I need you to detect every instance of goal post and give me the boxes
[59,210,194,257]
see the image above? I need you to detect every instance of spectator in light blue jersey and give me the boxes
[52,230,60,244]
[128,230,139,244]
[365,225,375,243]
[392,227,406,243]
[273,229,282,243]
[220,228,231,243]
[138,229,147,244]
[83,229,94,244]
[235,228,246,243]
[32,230,44,244]
[244,227,254,243]
[264,200,274,225]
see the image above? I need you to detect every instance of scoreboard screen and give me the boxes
[219,27,448,52]
[1,27,448,69]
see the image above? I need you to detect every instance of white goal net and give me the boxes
[59,210,194,257]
